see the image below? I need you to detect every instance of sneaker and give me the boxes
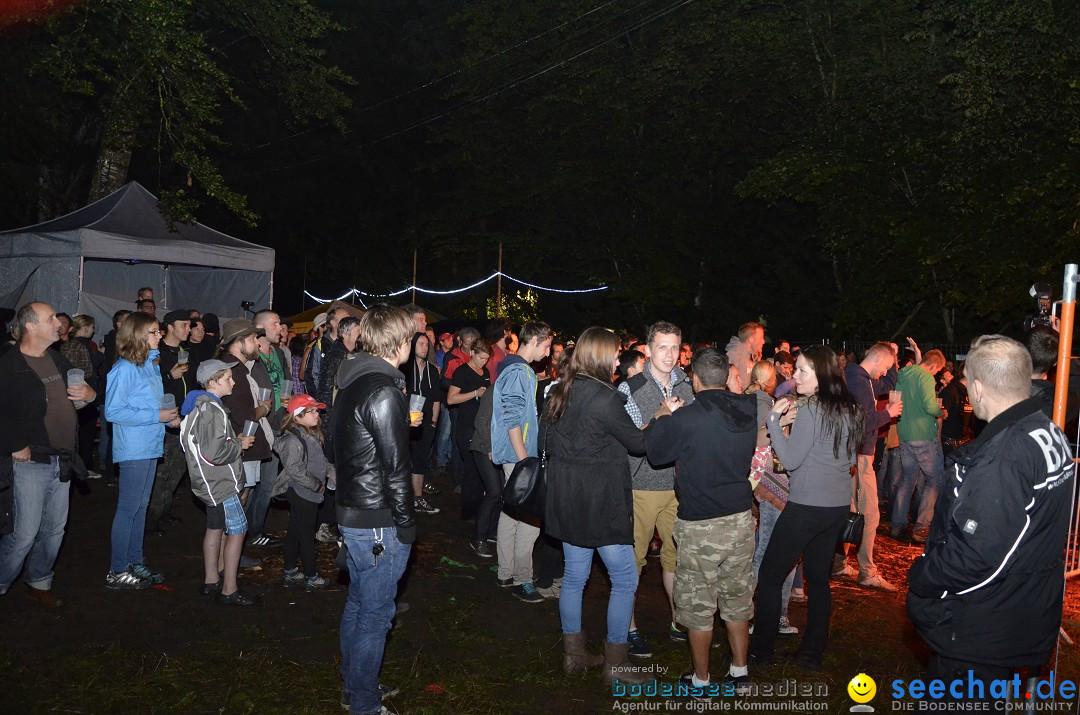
[470,540,493,558]
[395,601,410,615]
[129,562,165,585]
[105,570,150,590]
[239,555,261,569]
[535,578,561,600]
[723,672,753,696]
[859,573,898,592]
[422,483,440,495]
[379,683,400,699]
[216,589,259,606]
[678,672,712,700]
[789,587,806,602]
[778,616,799,634]
[413,497,440,514]
[282,568,305,587]
[627,629,652,658]
[486,536,497,544]
[669,622,689,642]
[648,537,662,558]
[305,574,329,591]
[497,577,513,588]
[85,470,102,480]
[510,583,545,603]
[832,563,858,580]
[315,524,339,544]
[890,526,911,543]
[246,535,282,548]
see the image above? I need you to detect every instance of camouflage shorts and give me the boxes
[673,511,756,630]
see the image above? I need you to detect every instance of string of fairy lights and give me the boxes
[304,271,608,308]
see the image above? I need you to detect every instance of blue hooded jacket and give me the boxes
[490,354,538,465]
[105,349,166,462]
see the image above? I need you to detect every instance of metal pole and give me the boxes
[1053,263,1077,429]
[496,241,503,318]
[411,248,417,307]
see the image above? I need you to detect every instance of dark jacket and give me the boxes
[541,376,647,548]
[333,351,415,543]
[317,337,349,407]
[158,341,196,428]
[0,346,79,460]
[646,389,757,522]
[907,398,1074,667]
[843,362,897,455]
[220,361,272,461]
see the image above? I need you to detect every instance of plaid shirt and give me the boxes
[617,365,679,428]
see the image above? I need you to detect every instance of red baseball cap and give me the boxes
[287,394,326,416]
[438,332,453,341]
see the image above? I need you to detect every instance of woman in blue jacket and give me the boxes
[104,312,178,589]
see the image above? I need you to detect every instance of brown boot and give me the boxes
[602,641,654,686]
[25,585,66,608]
[563,632,603,674]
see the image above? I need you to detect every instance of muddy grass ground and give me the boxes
[3,475,1079,714]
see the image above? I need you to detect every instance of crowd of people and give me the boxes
[0,291,1074,712]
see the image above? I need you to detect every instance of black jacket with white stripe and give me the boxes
[907,397,1074,667]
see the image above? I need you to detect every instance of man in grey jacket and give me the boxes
[617,320,694,655]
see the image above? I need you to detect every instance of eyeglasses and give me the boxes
[147,329,162,336]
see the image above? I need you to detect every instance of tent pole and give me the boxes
[496,241,502,318]
[1053,263,1078,429]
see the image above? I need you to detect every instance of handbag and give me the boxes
[838,465,864,546]
[502,425,548,520]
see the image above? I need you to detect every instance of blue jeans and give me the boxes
[110,459,158,573]
[434,409,452,468]
[560,542,637,644]
[754,501,795,618]
[0,459,67,593]
[891,440,944,531]
[340,526,411,715]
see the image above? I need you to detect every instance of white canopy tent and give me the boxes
[0,181,274,331]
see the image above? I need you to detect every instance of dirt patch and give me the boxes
[2,479,1079,713]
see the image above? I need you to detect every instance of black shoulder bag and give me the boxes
[837,464,864,546]
[502,424,548,520]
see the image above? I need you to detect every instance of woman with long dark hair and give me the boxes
[104,313,178,589]
[542,327,667,686]
[402,332,442,514]
[748,345,864,670]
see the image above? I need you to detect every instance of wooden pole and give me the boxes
[412,248,418,307]
[496,241,503,317]
[1053,264,1077,429]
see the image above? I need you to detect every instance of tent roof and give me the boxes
[0,182,274,272]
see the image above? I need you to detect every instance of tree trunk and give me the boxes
[890,300,926,341]
[88,130,135,201]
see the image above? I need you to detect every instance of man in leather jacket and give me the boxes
[334,303,416,715]
[907,335,1074,697]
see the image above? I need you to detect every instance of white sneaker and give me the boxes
[778,616,799,634]
[315,523,338,543]
[85,470,102,479]
[832,564,858,579]
[859,573,898,592]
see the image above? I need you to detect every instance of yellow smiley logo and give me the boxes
[847,673,877,704]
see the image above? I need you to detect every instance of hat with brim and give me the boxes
[221,318,264,345]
